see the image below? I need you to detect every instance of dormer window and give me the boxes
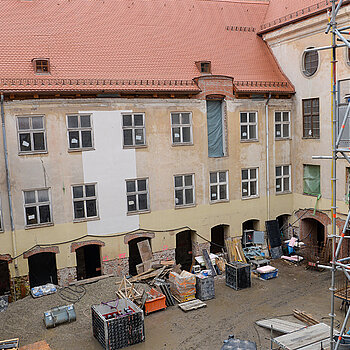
[33,58,50,74]
[196,61,211,74]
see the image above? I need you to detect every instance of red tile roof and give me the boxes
[0,0,294,94]
[260,0,347,33]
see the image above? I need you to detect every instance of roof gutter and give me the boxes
[1,92,18,270]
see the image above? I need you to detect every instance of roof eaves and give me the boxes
[258,0,348,35]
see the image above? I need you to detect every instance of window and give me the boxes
[174,174,195,207]
[23,189,52,226]
[122,113,146,147]
[17,116,46,153]
[126,178,149,213]
[275,111,290,139]
[72,183,98,220]
[346,167,350,202]
[240,112,257,141]
[201,62,211,73]
[171,112,192,145]
[33,59,50,74]
[67,114,93,150]
[303,165,320,196]
[241,168,258,198]
[210,171,228,202]
[303,48,318,77]
[207,100,225,157]
[303,98,319,138]
[347,47,350,66]
[276,165,291,193]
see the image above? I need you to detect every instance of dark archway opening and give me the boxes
[28,252,58,288]
[210,225,228,253]
[242,219,259,247]
[128,237,151,276]
[0,260,10,295]
[76,245,101,280]
[301,218,328,263]
[176,230,193,271]
[276,214,291,240]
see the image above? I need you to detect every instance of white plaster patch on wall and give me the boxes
[81,110,139,235]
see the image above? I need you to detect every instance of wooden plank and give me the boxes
[137,240,153,262]
[272,323,331,350]
[69,273,113,286]
[256,319,306,334]
[178,298,207,312]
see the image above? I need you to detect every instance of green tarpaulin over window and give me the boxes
[206,100,224,157]
[303,165,320,196]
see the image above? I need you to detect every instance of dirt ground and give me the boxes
[0,260,345,350]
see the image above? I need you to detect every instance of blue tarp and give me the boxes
[207,100,224,157]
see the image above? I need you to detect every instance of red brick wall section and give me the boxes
[0,254,12,261]
[194,76,235,100]
[23,246,59,259]
[124,232,155,245]
[296,209,331,227]
[70,240,105,253]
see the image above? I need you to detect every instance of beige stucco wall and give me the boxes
[264,6,350,215]
[0,96,294,277]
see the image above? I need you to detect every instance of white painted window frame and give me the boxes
[174,173,195,207]
[275,165,291,194]
[241,168,258,198]
[17,115,47,154]
[209,170,229,202]
[170,112,193,145]
[23,188,53,227]
[71,183,99,221]
[240,111,258,141]
[275,111,290,139]
[66,114,94,151]
[125,178,150,214]
[122,112,146,147]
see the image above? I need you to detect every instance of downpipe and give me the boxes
[1,93,18,270]
[266,93,271,221]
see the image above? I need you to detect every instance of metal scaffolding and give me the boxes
[313,1,350,349]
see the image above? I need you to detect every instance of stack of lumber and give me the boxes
[225,237,247,263]
[169,270,196,303]
[293,309,319,326]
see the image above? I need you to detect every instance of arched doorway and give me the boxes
[242,219,259,247]
[28,252,58,288]
[276,214,291,240]
[128,237,151,276]
[76,245,101,280]
[176,230,193,271]
[0,260,10,296]
[210,225,229,253]
[301,218,325,248]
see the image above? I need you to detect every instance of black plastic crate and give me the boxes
[195,275,215,301]
[225,262,251,290]
[92,299,145,350]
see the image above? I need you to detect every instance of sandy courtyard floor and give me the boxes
[0,260,344,350]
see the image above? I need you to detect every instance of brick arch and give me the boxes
[296,209,330,243]
[23,246,59,259]
[0,254,12,261]
[295,209,331,227]
[124,232,155,245]
[71,240,105,253]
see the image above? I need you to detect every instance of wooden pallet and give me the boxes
[0,338,19,350]
[178,298,207,312]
